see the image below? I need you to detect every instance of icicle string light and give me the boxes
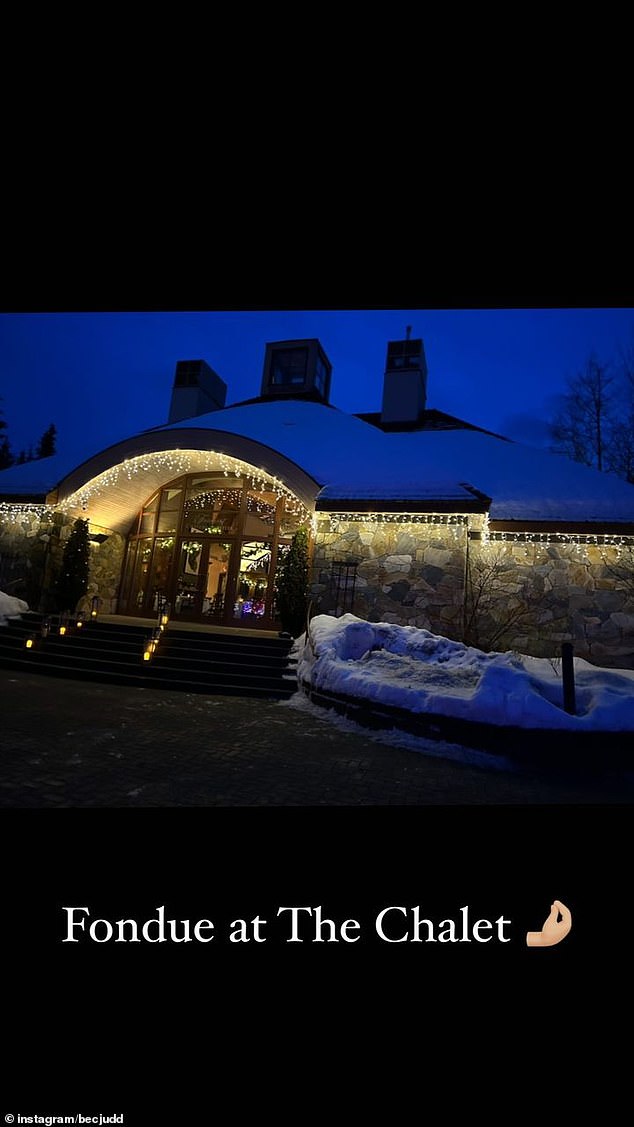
[0,502,51,523]
[324,512,471,530]
[186,488,279,522]
[321,510,634,557]
[186,488,242,510]
[57,450,311,524]
[481,531,634,547]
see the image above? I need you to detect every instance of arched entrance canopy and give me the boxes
[52,429,319,629]
[53,428,321,534]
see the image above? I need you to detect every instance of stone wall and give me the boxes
[311,516,634,667]
[0,509,59,609]
[77,531,126,616]
[467,540,634,666]
[311,516,473,637]
[0,509,125,615]
[5,505,634,665]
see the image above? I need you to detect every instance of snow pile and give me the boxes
[296,614,634,732]
[0,589,29,626]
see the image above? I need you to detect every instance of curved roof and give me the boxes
[1,397,634,528]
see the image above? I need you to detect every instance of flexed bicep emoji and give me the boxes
[526,900,572,947]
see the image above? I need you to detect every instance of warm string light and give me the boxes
[57,450,312,524]
[186,489,278,523]
[481,531,634,548]
[246,494,277,520]
[0,502,51,523]
[320,511,634,559]
[324,512,471,531]
[187,488,242,510]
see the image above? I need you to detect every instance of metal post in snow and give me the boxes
[561,642,576,715]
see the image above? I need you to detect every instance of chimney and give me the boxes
[168,360,227,424]
[380,335,427,427]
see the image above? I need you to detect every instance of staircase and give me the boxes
[0,614,297,699]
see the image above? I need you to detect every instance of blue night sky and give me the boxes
[0,308,633,465]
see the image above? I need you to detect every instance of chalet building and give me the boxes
[2,335,634,665]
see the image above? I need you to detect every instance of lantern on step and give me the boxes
[91,596,100,619]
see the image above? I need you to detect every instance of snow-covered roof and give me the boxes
[0,453,72,497]
[1,397,634,526]
[149,400,634,521]
[382,429,634,523]
[154,399,389,484]
[317,482,479,503]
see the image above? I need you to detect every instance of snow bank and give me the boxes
[0,590,29,626]
[296,614,634,732]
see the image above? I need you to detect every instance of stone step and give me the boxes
[2,618,293,656]
[0,614,296,699]
[0,655,296,698]
[5,647,292,688]
[0,636,291,670]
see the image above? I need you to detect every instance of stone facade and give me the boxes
[466,539,634,666]
[311,516,476,636]
[0,509,58,609]
[0,510,125,615]
[77,531,126,616]
[311,516,634,667]
[3,504,634,666]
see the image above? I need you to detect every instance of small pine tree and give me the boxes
[36,423,57,459]
[276,526,309,637]
[55,519,90,612]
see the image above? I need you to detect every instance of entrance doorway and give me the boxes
[119,471,308,628]
[174,539,232,621]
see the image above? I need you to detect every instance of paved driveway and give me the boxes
[1,670,633,806]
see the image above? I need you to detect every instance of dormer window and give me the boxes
[270,347,308,387]
[260,339,332,404]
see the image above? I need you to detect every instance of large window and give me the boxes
[157,487,183,534]
[120,472,308,627]
[270,347,308,386]
[183,475,242,535]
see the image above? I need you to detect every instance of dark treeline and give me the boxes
[0,404,56,470]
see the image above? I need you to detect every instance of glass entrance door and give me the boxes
[202,542,233,622]
[173,539,233,622]
[233,540,273,624]
[174,539,205,618]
